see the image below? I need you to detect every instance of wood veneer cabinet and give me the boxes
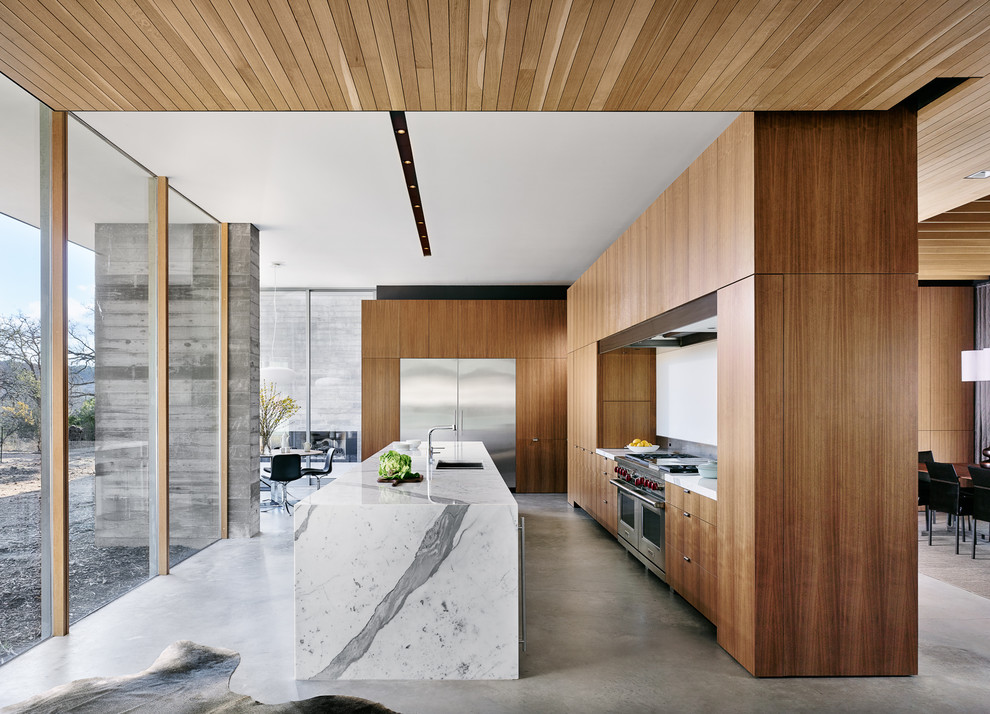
[361,298,567,491]
[667,487,717,623]
[567,110,918,676]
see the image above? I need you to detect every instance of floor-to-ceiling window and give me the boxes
[66,116,155,623]
[260,289,370,463]
[168,190,221,567]
[310,292,366,460]
[0,76,43,665]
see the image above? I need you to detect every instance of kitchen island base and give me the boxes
[294,442,519,680]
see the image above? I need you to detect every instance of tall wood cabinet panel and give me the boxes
[517,301,567,358]
[429,300,460,357]
[459,300,517,357]
[517,358,566,440]
[778,274,916,676]
[567,110,918,678]
[399,300,430,357]
[516,438,566,493]
[753,108,917,275]
[599,401,654,448]
[361,357,399,459]
[362,300,399,358]
[717,112,755,288]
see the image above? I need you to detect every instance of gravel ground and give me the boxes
[0,448,195,665]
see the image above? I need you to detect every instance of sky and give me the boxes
[0,211,95,324]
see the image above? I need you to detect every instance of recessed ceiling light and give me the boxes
[397,129,406,134]
[409,184,416,189]
[403,160,411,164]
[413,204,420,208]
[966,170,990,179]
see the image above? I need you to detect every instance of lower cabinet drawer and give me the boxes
[669,549,717,624]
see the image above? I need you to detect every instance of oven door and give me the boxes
[639,500,665,571]
[616,488,640,550]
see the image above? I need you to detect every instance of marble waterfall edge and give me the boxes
[294,442,519,680]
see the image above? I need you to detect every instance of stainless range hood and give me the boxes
[625,316,717,350]
[600,292,718,354]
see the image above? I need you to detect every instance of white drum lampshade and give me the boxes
[961,348,990,382]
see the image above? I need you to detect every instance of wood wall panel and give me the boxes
[361,300,399,358]
[779,274,917,676]
[754,109,918,275]
[361,357,399,459]
[918,287,932,433]
[599,401,654,449]
[927,287,974,433]
[927,430,975,464]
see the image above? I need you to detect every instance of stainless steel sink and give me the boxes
[434,460,484,470]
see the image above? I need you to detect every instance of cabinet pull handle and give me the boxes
[683,556,691,562]
[532,438,539,442]
[683,511,691,518]
[683,488,691,494]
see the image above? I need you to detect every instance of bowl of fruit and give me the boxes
[626,439,659,453]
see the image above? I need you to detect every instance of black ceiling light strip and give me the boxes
[389,111,431,257]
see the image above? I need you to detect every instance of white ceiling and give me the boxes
[76,111,737,288]
[1,78,737,288]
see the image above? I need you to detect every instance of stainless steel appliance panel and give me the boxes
[400,359,457,439]
[399,358,516,488]
[458,359,516,488]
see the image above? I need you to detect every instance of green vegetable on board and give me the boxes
[378,450,419,480]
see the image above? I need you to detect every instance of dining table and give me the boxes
[918,462,977,488]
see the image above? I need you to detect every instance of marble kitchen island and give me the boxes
[294,441,519,680]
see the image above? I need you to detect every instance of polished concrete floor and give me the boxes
[2,493,990,713]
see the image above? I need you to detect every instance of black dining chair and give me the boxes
[918,450,935,465]
[967,466,990,558]
[928,461,973,553]
[269,453,303,513]
[301,448,338,489]
[919,469,932,533]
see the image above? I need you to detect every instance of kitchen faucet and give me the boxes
[428,424,456,464]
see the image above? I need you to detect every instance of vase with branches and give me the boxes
[259,380,300,454]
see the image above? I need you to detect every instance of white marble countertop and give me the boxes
[596,448,636,460]
[664,473,718,501]
[303,441,516,508]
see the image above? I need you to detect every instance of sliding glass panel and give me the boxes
[66,117,153,624]
[0,75,43,663]
[309,291,369,462]
[168,191,220,567]
[259,287,307,452]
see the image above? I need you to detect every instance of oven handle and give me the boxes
[610,479,664,510]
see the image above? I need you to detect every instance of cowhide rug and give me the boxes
[1,640,398,714]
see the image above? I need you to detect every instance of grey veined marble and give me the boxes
[0,641,396,714]
[294,442,519,680]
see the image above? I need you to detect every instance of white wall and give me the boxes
[656,340,717,446]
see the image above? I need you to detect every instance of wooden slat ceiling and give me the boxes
[919,194,990,281]
[0,0,988,113]
[3,0,990,279]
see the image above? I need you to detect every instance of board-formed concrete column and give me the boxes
[226,223,260,537]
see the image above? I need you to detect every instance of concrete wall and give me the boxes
[95,222,260,544]
[93,223,151,547]
[227,223,260,537]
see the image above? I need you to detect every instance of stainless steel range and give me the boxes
[611,455,668,581]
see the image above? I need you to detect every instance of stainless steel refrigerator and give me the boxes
[399,359,516,488]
